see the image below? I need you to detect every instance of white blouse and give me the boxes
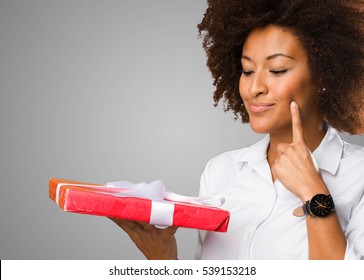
[196,126,364,259]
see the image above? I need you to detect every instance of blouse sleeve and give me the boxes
[194,158,212,260]
[344,188,364,260]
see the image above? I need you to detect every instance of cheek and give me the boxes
[239,76,249,100]
[273,81,298,101]
[273,75,314,107]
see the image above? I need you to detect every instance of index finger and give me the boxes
[290,101,304,143]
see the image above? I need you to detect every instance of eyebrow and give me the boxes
[241,53,295,61]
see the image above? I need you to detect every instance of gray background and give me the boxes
[1,0,363,260]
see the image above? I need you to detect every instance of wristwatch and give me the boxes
[293,194,335,217]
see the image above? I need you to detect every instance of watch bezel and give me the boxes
[307,194,335,217]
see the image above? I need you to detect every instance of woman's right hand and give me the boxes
[109,217,178,260]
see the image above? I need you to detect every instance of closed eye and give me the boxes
[241,69,253,76]
[270,69,288,75]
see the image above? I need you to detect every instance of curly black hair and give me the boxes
[198,0,364,134]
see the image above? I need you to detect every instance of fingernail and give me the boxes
[291,101,297,108]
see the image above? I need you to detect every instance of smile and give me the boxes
[249,103,276,113]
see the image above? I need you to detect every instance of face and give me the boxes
[240,25,320,135]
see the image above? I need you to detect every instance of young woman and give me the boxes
[110,0,364,259]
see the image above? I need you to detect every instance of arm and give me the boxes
[305,209,346,259]
[109,218,178,260]
[272,101,346,259]
[300,180,346,259]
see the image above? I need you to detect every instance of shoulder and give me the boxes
[341,141,364,168]
[318,127,364,175]
[342,141,364,158]
[206,148,247,168]
[205,145,251,173]
[335,141,364,183]
[200,147,250,196]
[203,136,268,175]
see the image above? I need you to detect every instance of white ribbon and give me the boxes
[56,180,225,228]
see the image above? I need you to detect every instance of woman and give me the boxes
[110,0,364,259]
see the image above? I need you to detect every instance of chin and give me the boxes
[248,118,273,134]
[249,122,271,134]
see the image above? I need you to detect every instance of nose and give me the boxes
[248,71,268,97]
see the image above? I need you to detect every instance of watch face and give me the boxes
[310,194,333,217]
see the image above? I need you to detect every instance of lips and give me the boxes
[248,103,276,113]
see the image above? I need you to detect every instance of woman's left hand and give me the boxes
[109,217,178,260]
[271,101,328,202]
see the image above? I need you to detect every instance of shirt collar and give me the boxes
[237,134,270,168]
[237,125,343,175]
[312,125,343,175]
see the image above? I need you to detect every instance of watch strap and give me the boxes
[292,203,309,217]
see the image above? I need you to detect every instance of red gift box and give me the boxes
[49,178,230,232]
